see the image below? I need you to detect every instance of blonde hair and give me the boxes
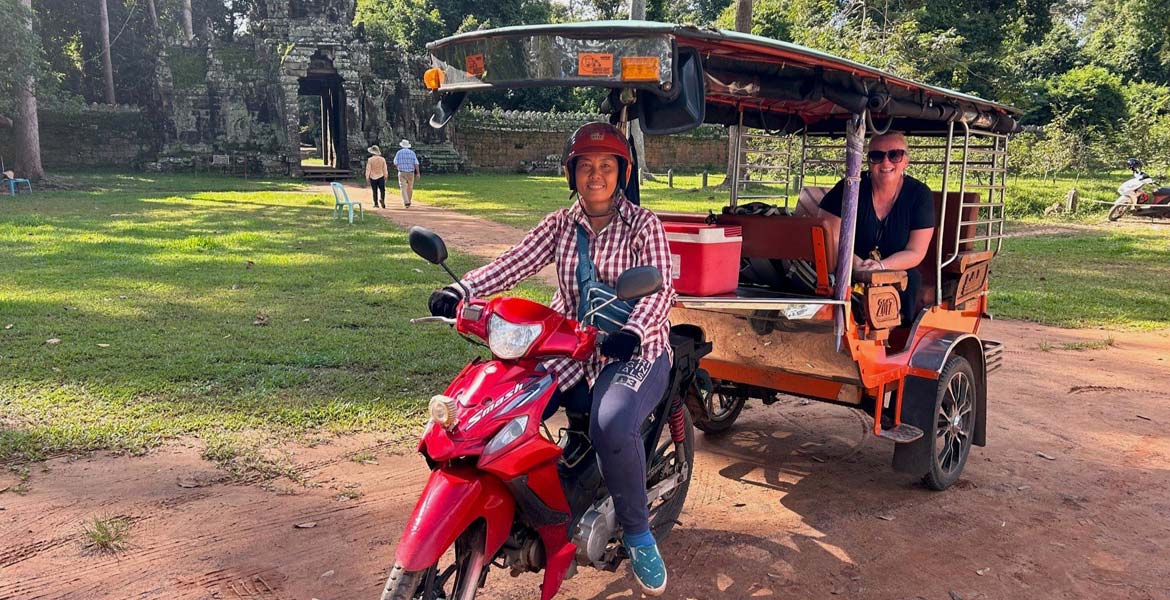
[868,131,908,151]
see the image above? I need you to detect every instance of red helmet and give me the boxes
[562,122,633,192]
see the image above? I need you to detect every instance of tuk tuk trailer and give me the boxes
[422,21,1018,490]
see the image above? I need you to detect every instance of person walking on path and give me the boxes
[393,139,421,208]
[365,145,388,208]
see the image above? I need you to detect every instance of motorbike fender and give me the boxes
[395,466,515,572]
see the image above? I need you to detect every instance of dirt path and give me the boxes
[321,181,558,285]
[4,195,1170,600]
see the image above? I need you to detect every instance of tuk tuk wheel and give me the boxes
[693,385,746,436]
[923,356,977,491]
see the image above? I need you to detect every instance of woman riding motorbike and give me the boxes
[426,122,677,595]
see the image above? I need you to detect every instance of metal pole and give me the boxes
[834,113,866,345]
[729,109,744,208]
[936,120,954,306]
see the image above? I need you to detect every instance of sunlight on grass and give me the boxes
[0,172,544,462]
[991,227,1170,329]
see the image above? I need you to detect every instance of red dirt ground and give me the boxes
[3,193,1168,600]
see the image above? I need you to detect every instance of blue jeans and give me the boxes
[544,353,671,535]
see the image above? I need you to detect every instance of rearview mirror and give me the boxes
[408,226,448,265]
[615,266,663,301]
[430,92,468,129]
[636,47,705,135]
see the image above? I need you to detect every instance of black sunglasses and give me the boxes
[867,149,907,164]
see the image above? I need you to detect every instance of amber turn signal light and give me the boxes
[423,67,444,90]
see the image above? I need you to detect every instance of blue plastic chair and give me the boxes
[330,182,363,224]
[5,178,31,196]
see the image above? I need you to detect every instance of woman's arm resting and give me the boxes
[879,227,934,271]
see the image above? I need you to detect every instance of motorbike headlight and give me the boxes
[483,415,529,456]
[487,314,542,360]
[428,394,458,430]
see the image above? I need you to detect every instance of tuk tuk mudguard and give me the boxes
[893,331,988,474]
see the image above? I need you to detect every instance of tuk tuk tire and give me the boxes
[922,356,977,491]
[1108,204,1127,221]
[692,386,746,436]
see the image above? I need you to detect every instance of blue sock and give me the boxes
[624,528,655,548]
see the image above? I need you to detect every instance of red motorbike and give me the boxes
[382,227,710,600]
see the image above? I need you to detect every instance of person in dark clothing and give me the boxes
[818,132,935,323]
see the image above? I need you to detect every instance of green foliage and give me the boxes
[356,0,554,53]
[355,0,445,53]
[1045,66,1126,134]
[1082,0,1170,84]
[1118,81,1170,174]
[0,0,42,115]
[659,0,732,26]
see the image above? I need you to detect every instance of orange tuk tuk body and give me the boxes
[424,21,1018,490]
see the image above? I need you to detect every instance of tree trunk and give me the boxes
[720,0,752,193]
[14,0,44,179]
[98,0,116,105]
[147,0,159,34]
[182,0,194,41]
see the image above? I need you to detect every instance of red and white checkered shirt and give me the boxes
[461,196,676,390]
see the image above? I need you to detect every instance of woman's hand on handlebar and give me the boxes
[600,329,641,362]
[428,285,463,318]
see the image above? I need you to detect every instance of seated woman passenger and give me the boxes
[817,131,935,323]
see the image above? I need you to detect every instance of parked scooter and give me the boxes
[1109,158,1170,221]
[382,227,711,600]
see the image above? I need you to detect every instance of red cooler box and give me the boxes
[662,222,743,296]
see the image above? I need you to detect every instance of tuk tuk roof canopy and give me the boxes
[426,21,1022,135]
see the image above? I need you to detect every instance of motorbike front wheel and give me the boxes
[1108,203,1128,221]
[381,522,486,600]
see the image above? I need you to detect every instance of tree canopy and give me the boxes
[5,0,1170,171]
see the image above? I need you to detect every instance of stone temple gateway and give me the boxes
[151,0,454,177]
[0,0,729,175]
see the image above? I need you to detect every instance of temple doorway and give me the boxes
[297,50,349,179]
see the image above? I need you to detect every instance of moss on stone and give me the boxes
[169,48,209,90]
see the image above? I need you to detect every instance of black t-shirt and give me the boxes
[819,173,934,260]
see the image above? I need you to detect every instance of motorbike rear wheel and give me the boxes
[646,407,695,540]
[381,522,487,600]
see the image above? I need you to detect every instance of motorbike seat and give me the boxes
[1155,187,1170,197]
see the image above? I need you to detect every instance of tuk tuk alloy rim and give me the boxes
[934,370,974,476]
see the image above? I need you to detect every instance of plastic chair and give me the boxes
[330,182,363,224]
[5,178,31,196]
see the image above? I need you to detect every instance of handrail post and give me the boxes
[834,112,865,346]
[937,120,955,306]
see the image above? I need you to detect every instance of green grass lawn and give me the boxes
[3,171,1166,464]
[0,173,543,463]
[991,224,1170,329]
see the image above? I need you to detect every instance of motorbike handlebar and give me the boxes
[410,316,457,326]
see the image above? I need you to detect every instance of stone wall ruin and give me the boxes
[1,1,728,176]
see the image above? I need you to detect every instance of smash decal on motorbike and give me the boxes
[464,375,555,429]
[614,359,652,392]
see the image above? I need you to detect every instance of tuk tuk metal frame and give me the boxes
[424,20,1021,490]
